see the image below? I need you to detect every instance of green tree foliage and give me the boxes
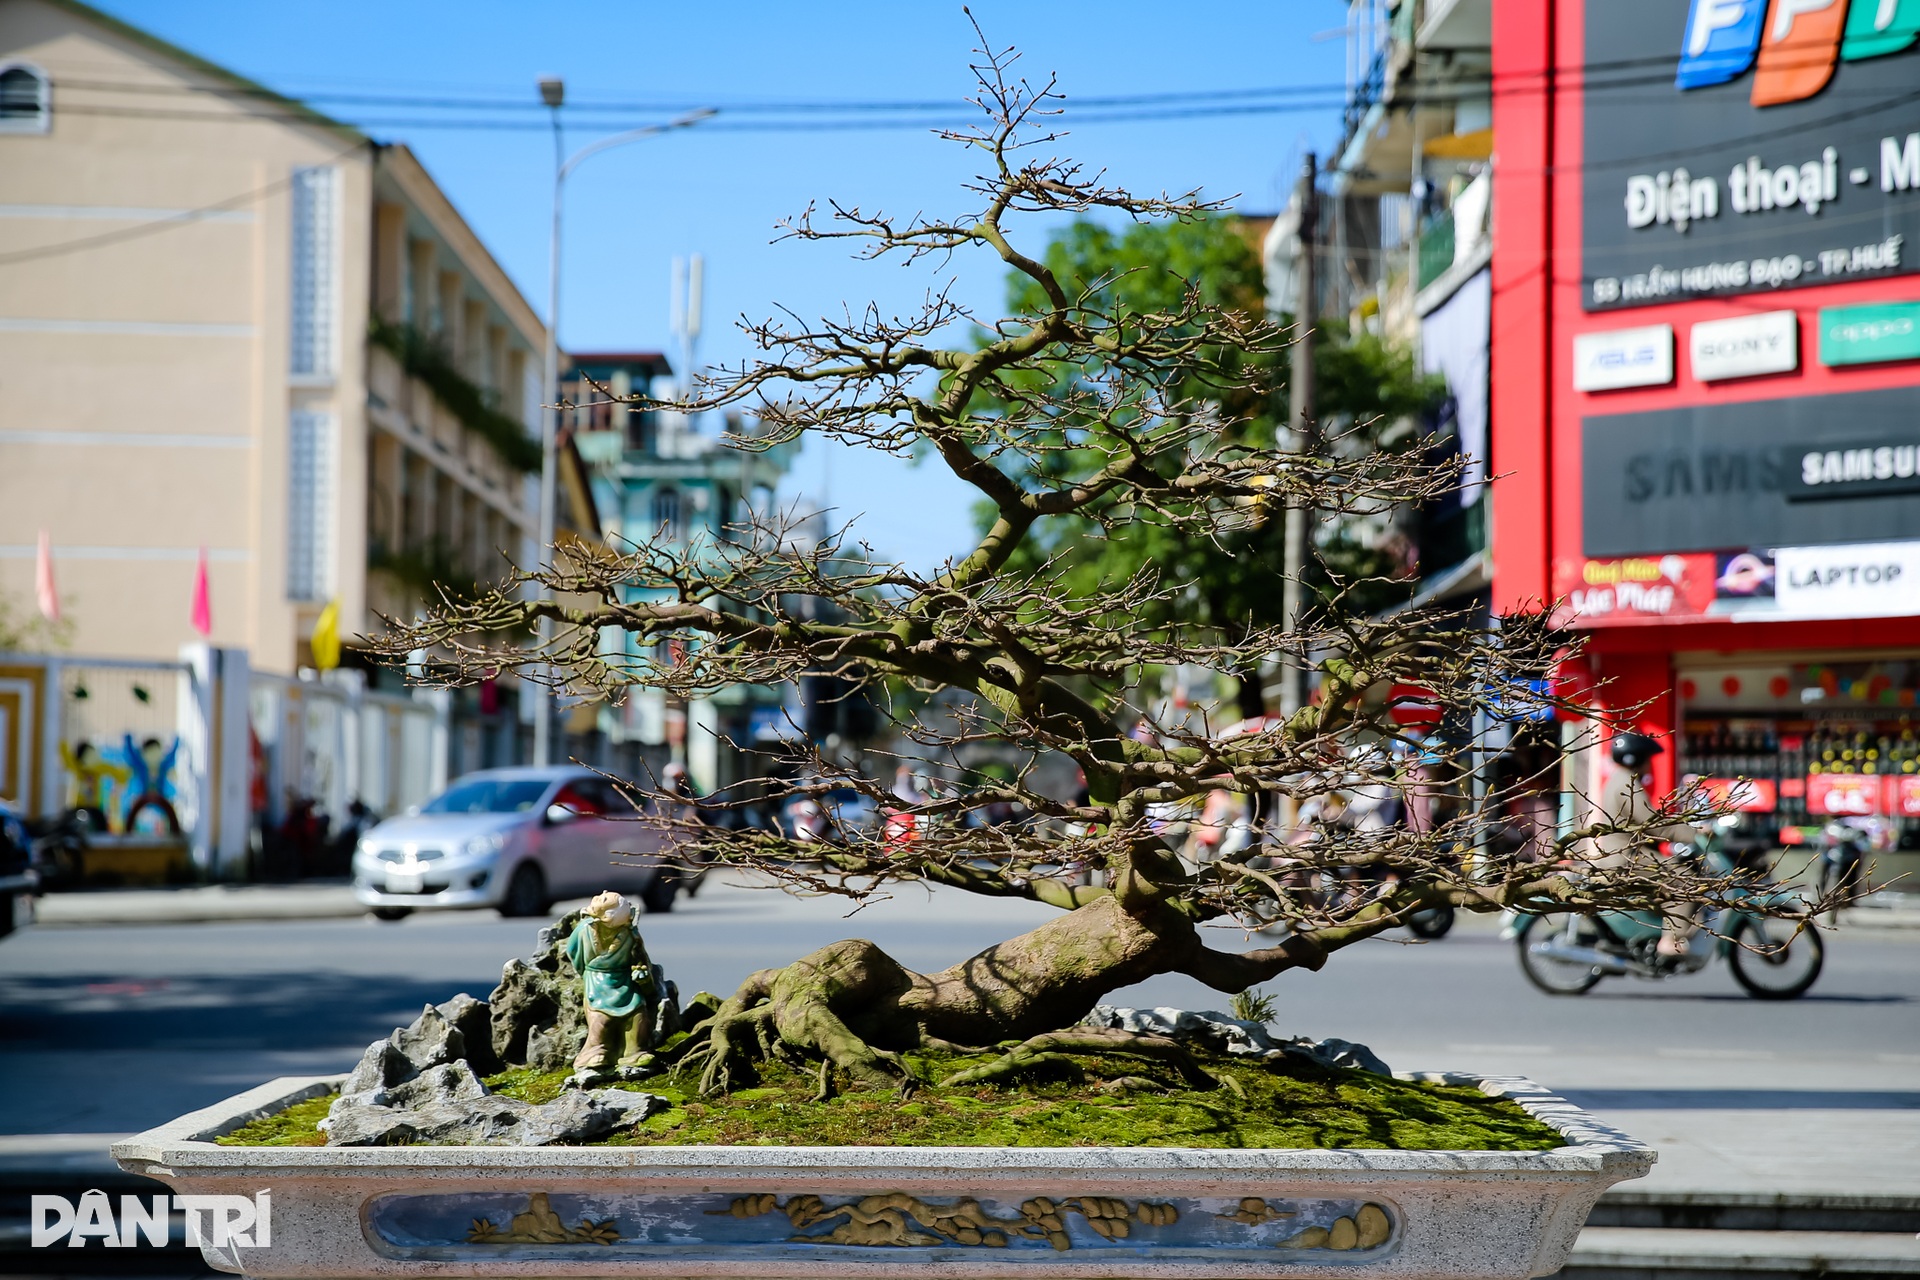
[0,590,72,653]
[981,215,1442,714]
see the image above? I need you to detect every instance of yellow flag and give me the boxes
[311,598,342,671]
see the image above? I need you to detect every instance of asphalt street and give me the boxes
[2,876,1915,1194]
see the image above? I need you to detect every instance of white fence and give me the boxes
[0,645,446,880]
[249,668,446,830]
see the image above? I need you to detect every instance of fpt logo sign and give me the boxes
[1678,0,1920,104]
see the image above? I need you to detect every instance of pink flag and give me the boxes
[190,547,212,636]
[34,530,58,622]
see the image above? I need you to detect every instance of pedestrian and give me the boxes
[1584,732,1700,962]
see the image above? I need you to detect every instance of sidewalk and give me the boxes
[30,881,364,926]
[24,881,1920,929]
[1843,889,1920,931]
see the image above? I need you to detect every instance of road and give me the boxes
[2,876,1915,1195]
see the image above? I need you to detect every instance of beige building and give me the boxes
[0,0,547,674]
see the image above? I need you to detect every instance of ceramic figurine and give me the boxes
[565,891,656,1086]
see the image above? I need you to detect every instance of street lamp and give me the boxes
[531,79,714,766]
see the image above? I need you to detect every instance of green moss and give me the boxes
[566,1051,1562,1149]
[217,1093,336,1147]
[218,1053,1564,1151]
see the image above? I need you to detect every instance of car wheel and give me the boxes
[369,906,413,922]
[499,863,548,918]
[640,870,679,915]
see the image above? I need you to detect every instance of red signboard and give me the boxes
[1551,554,1717,626]
[1807,774,1881,817]
[1692,777,1777,814]
[1885,775,1920,818]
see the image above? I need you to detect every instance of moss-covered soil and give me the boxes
[218,1050,1562,1151]
[221,1093,334,1147]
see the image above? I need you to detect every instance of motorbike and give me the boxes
[1507,817,1823,1000]
[1813,818,1870,922]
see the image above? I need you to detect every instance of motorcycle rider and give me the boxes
[1587,731,1701,964]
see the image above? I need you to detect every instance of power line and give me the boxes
[45,38,1883,116]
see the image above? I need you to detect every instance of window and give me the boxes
[652,487,682,540]
[422,777,548,814]
[554,778,622,816]
[287,410,333,601]
[289,166,338,377]
[0,64,49,134]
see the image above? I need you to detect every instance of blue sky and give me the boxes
[93,0,1350,572]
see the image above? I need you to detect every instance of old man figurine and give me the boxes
[566,891,656,1083]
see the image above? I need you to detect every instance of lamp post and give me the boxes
[530,77,713,766]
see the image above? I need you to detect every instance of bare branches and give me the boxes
[378,37,1835,951]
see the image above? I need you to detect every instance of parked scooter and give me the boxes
[0,801,38,939]
[14,807,90,891]
[1506,815,1823,1000]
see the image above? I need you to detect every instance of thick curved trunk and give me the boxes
[904,894,1198,1044]
[679,894,1235,1094]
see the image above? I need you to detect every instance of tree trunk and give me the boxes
[677,893,1226,1095]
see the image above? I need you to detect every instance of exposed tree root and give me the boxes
[658,892,1338,1098]
[673,939,923,1097]
[939,1028,1223,1091]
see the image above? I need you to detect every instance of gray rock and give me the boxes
[488,955,587,1069]
[1288,1035,1394,1076]
[391,1003,465,1071]
[377,1061,488,1111]
[434,992,500,1077]
[325,912,685,1147]
[523,1018,586,1074]
[652,974,683,1042]
[337,1003,470,1103]
[1082,1005,1392,1077]
[340,1040,412,1098]
[327,1088,665,1147]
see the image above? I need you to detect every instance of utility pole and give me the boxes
[1280,151,1317,725]
[529,81,712,768]
[533,74,565,768]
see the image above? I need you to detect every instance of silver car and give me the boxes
[352,767,672,921]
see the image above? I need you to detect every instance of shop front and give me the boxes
[1489,0,1920,870]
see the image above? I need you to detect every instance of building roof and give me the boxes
[36,0,366,145]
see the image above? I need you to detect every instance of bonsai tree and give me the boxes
[977,214,1445,719]
[381,36,1815,1098]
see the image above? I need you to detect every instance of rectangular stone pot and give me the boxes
[112,1072,1651,1280]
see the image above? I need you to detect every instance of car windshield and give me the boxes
[420,778,551,815]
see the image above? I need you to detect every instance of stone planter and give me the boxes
[113,1072,1649,1280]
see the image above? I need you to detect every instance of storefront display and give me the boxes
[1676,660,1920,842]
[1489,0,1920,846]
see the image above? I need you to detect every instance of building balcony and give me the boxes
[1417,209,1456,292]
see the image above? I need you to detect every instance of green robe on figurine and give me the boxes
[566,891,656,1078]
